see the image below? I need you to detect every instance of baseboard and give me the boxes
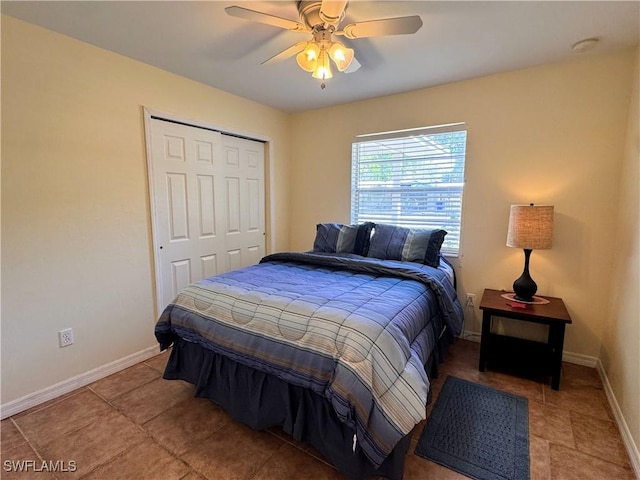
[596,360,640,478]
[561,350,598,367]
[461,330,482,342]
[0,345,161,420]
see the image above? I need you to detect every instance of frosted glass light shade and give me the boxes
[328,42,354,72]
[296,43,320,72]
[312,49,333,79]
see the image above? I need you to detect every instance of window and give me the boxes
[351,123,467,255]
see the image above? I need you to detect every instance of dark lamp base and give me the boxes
[513,248,537,303]
[513,292,536,303]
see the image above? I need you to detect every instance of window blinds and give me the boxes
[351,123,467,255]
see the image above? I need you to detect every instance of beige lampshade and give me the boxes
[506,204,554,250]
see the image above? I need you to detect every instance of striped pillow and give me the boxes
[354,222,375,256]
[367,224,447,267]
[312,223,359,254]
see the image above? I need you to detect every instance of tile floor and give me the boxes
[1,340,636,479]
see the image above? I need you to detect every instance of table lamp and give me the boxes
[506,204,554,302]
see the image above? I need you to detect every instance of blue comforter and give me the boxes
[155,252,463,467]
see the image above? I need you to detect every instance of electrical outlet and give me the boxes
[59,328,74,347]
[465,293,475,307]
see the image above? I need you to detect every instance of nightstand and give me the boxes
[478,288,572,390]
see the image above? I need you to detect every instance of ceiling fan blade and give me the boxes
[261,41,307,65]
[319,0,348,24]
[225,6,307,32]
[339,15,423,39]
[344,56,361,73]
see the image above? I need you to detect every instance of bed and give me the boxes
[155,223,463,480]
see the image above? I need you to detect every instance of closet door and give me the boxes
[220,134,266,271]
[147,118,265,312]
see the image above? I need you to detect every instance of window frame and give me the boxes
[350,123,467,256]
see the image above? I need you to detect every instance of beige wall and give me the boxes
[289,49,636,360]
[601,48,640,456]
[2,13,638,456]
[1,16,291,403]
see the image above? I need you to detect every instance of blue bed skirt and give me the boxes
[162,332,453,479]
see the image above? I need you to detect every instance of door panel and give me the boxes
[164,135,186,161]
[195,140,214,165]
[225,176,241,234]
[200,254,217,279]
[148,118,265,312]
[166,173,189,241]
[171,259,191,296]
[196,174,216,238]
[247,178,261,231]
[227,249,242,271]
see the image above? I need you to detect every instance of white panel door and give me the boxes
[220,135,266,270]
[147,118,265,312]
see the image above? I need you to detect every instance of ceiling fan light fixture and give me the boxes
[226,2,424,88]
[296,42,320,72]
[328,42,354,71]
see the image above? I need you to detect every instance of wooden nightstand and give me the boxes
[478,288,572,390]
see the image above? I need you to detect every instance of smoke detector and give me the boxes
[572,38,600,53]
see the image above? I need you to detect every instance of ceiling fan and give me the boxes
[225,1,423,88]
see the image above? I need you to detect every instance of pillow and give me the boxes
[353,222,375,256]
[367,224,447,267]
[313,223,359,254]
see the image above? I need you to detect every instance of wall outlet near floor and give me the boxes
[465,293,475,307]
[58,328,74,347]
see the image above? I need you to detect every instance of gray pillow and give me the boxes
[312,223,359,253]
[367,224,447,267]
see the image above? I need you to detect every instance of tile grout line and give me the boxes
[550,442,637,476]
[566,410,633,469]
[146,434,198,480]
[109,379,230,480]
[10,390,116,465]
[537,386,634,471]
[72,421,196,480]
[72,386,160,479]
[80,385,152,479]
[530,434,553,480]
[245,440,292,480]
[21,387,148,480]
[9,387,89,421]
[86,374,192,428]
[87,367,163,408]
[138,396,233,478]
[263,428,339,471]
[8,417,63,479]
[86,384,154,437]
[538,374,634,468]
